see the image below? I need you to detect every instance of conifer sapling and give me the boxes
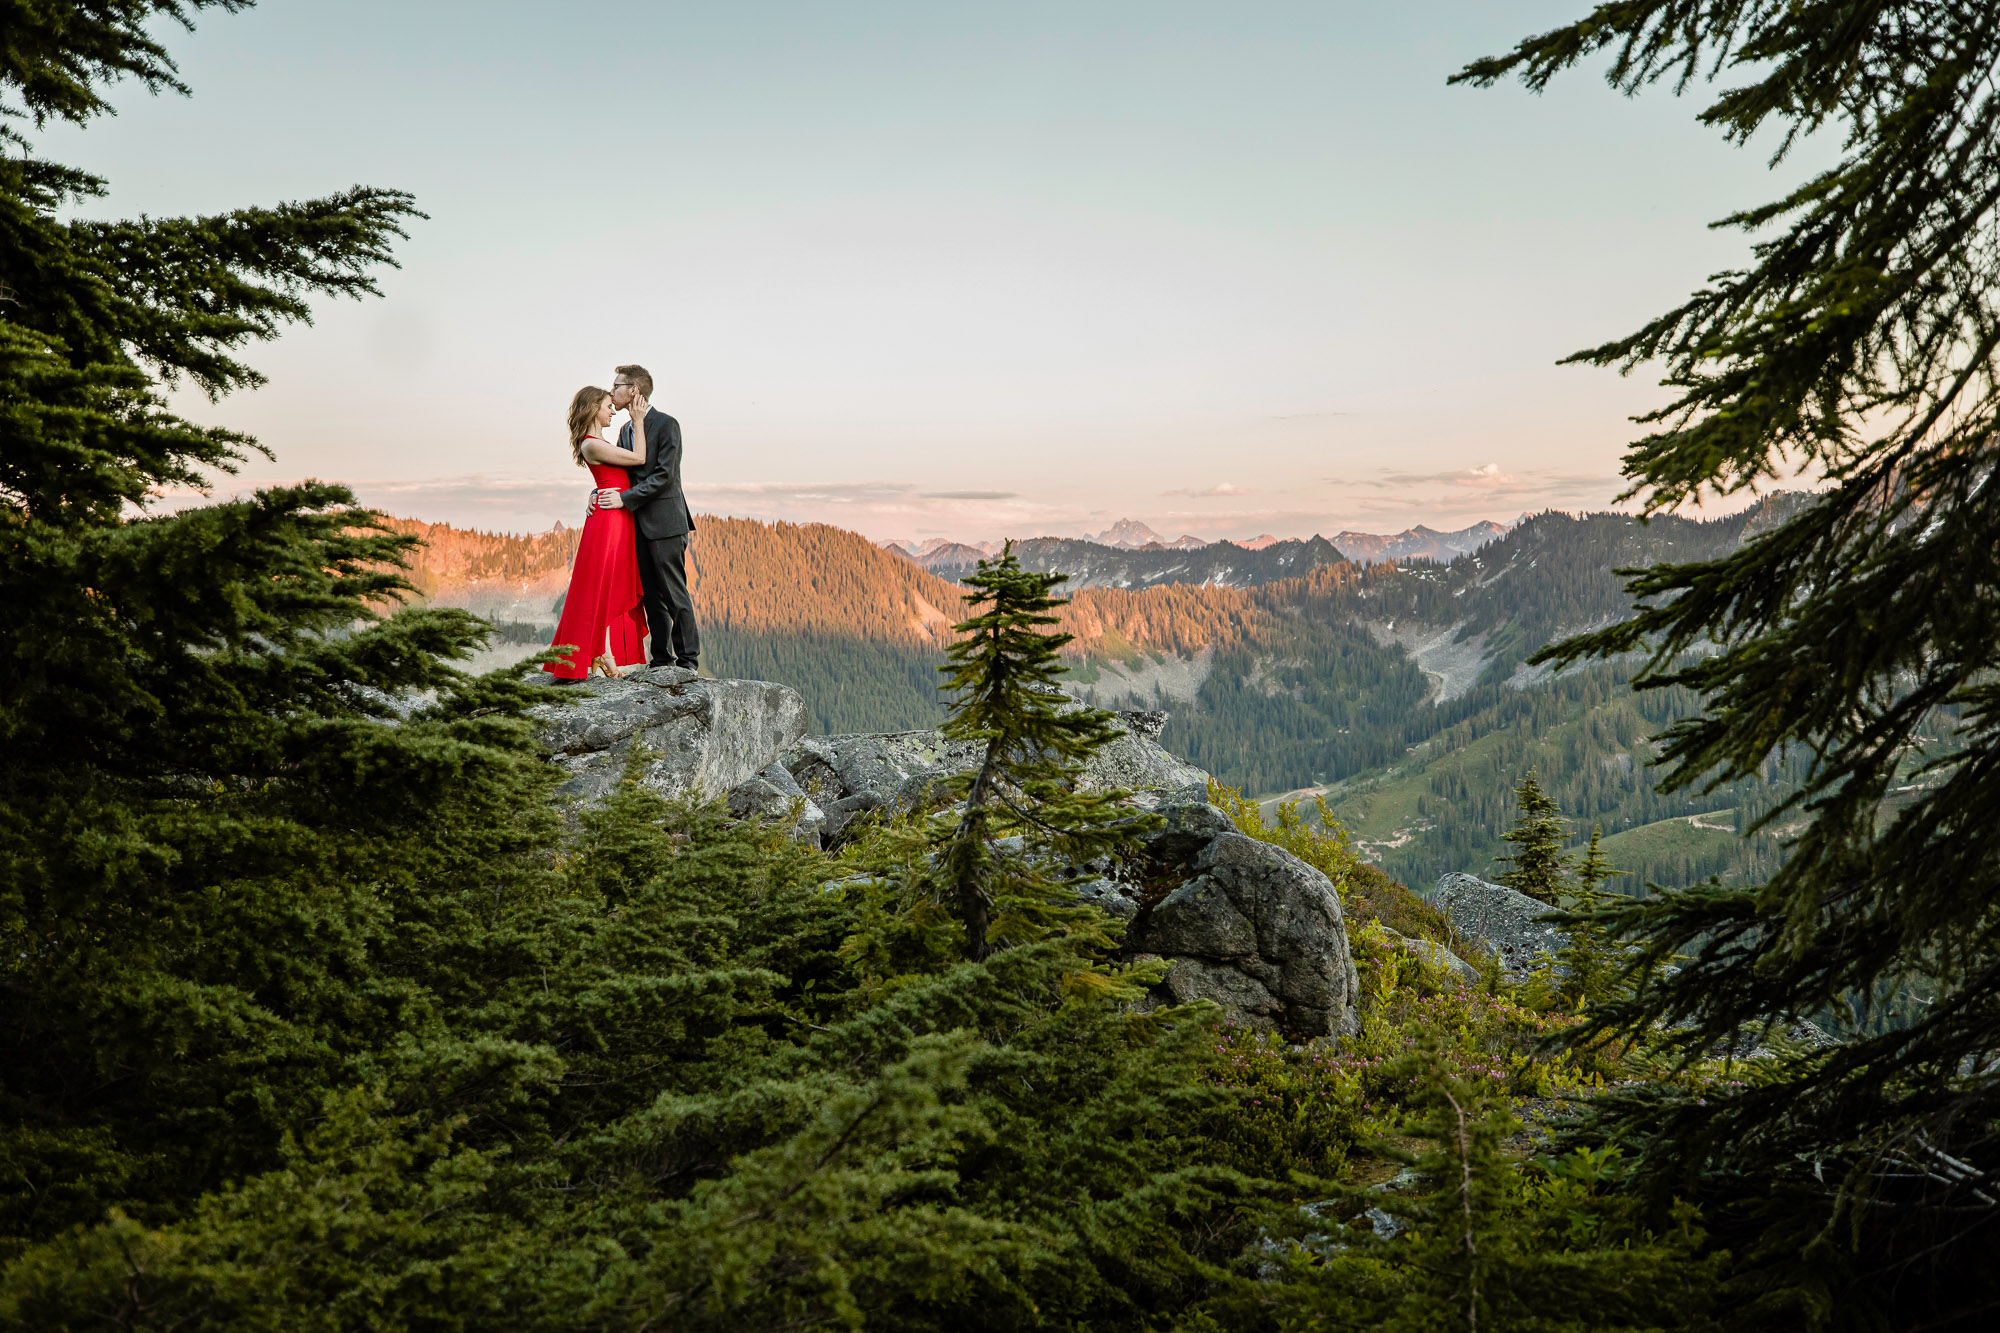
[1554,823,1627,1013]
[1492,769,1571,906]
[936,545,1159,959]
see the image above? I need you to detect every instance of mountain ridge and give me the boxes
[886,518,1511,587]
[391,498,1813,894]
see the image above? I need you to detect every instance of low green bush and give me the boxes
[1200,1027,1367,1181]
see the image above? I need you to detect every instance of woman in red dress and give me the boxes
[549,386,648,681]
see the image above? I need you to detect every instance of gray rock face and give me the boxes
[777,710,1210,842]
[726,760,827,841]
[1426,872,1565,979]
[1076,876,1142,921]
[1128,801,1361,1039]
[1079,713,1209,796]
[782,731,986,815]
[530,668,809,805]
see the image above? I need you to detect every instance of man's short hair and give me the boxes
[614,364,653,397]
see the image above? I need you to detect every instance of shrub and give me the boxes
[1206,780,1360,892]
[1201,1027,1367,1180]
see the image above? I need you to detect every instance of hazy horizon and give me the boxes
[49,1,1826,542]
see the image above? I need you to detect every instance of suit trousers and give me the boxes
[636,533,700,667]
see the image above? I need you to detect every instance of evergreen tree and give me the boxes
[935,544,1157,958]
[1552,824,1627,1013]
[1466,2,2000,1318]
[1356,1048,1716,1333]
[1204,1045,1720,1332]
[1571,822,1617,901]
[0,0,550,1247]
[0,756,1275,1330]
[1491,769,1570,904]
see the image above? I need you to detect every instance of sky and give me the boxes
[46,1,1821,543]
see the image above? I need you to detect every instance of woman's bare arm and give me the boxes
[581,425,647,468]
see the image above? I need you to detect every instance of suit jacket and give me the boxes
[616,407,696,540]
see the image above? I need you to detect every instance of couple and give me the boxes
[548,364,700,681]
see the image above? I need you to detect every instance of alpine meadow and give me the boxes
[4,3,2000,1332]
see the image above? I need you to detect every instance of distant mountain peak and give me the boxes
[1238,533,1281,550]
[1090,518,1169,549]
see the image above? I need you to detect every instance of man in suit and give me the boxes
[592,363,700,670]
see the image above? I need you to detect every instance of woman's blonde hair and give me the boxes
[568,386,610,467]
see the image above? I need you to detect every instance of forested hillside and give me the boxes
[383,516,579,621]
[1319,658,1810,894]
[1182,505,1815,892]
[684,518,963,732]
[395,515,960,732]
[1347,502,1810,673]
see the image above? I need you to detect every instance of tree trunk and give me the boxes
[949,737,1004,960]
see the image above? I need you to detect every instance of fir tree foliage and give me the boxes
[935,543,1159,959]
[1193,1045,1721,1332]
[1465,1,2000,1318]
[1554,825,1629,1011]
[1492,769,1571,905]
[1,758,1283,1329]
[1571,822,1618,900]
[1348,1046,1716,1333]
[0,0,546,1253]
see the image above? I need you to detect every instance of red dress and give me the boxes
[549,459,647,679]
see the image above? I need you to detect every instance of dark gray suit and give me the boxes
[615,407,700,667]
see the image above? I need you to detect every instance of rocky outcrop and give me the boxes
[1079,710,1210,796]
[529,681,1359,1036]
[1425,872,1565,980]
[726,760,828,841]
[746,715,1358,1037]
[780,729,985,841]
[773,710,1210,842]
[530,666,809,805]
[1126,800,1362,1039]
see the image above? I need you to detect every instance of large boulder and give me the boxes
[530,666,809,805]
[1426,872,1565,979]
[1127,801,1361,1039]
